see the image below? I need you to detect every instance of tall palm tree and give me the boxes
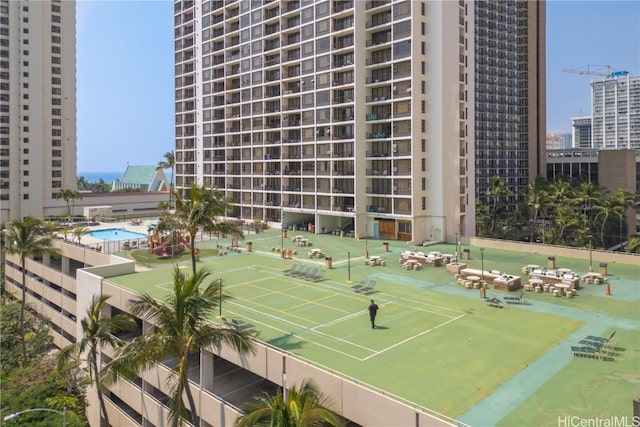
[157,151,176,206]
[484,176,512,233]
[613,188,639,247]
[57,295,136,427]
[104,267,254,427]
[173,184,243,274]
[56,188,83,217]
[593,196,623,248]
[574,181,603,237]
[2,217,56,366]
[236,379,343,427]
[527,176,549,242]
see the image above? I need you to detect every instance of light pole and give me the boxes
[455,232,459,261]
[364,223,369,258]
[347,251,351,283]
[4,407,66,427]
[217,278,224,319]
[587,234,593,272]
[480,248,484,286]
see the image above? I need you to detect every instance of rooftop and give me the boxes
[105,228,640,426]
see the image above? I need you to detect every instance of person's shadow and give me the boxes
[373,325,389,330]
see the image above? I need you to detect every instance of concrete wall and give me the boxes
[470,237,639,266]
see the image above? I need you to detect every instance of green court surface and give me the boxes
[109,229,640,426]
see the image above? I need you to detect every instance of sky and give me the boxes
[76,0,640,173]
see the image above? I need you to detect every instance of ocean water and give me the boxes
[77,172,122,184]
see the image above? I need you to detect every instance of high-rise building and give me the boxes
[474,0,546,207]
[174,0,545,242]
[591,73,640,150]
[0,0,77,223]
[571,116,592,148]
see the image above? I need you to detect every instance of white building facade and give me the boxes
[591,73,640,150]
[174,0,476,242]
[0,0,77,223]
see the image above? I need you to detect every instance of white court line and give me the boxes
[361,313,466,361]
[225,304,375,359]
[215,265,467,362]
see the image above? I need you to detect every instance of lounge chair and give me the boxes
[570,345,602,360]
[302,267,320,280]
[485,297,504,308]
[352,278,367,291]
[310,268,326,282]
[503,294,526,305]
[292,265,312,278]
[283,263,300,276]
[357,280,377,294]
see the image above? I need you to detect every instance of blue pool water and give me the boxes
[88,228,147,242]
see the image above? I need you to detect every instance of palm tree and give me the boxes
[527,176,549,242]
[173,184,243,274]
[57,295,136,427]
[485,176,512,233]
[72,225,90,245]
[157,151,176,206]
[593,196,623,248]
[56,188,83,217]
[104,266,254,427]
[236,379,343,427]
[613,188,639,248]
[574,181,603,236]
[2,217,56,366]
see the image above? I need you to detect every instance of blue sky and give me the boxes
[76,0,640,173]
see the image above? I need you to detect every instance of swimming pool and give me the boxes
[88,228,148,242]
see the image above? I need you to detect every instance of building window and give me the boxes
[421,158,425,171]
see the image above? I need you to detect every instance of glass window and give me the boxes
[316,91,330,106]
[393,21,411,39]
[301,23,314,39]
[316,36,330,54]
[316,108,330,122]
[301,5,314,23]
[302,93,314,108]
[315,1,330,18]
[316,18,329,36]
[316,55,330,71]
[302,41,314,57]
[393,40,411,57]
[393,1,411,19]
[302,58,314,74]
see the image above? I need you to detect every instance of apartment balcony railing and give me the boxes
[366,0,391,10]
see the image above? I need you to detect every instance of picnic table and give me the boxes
[309,248,324,258]
[403,259,422,270]
[368,255,385,266]
[298,238,312,247]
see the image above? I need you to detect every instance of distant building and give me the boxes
[571,117,592,148]
[547,148,638,238]
[546,132,572,150]
[591,73,640,149]
[111,165,169,192]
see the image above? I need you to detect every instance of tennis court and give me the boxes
[109,229,639,425]
[202,264,468,361]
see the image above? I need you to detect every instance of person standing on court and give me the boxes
[368,299,379,329]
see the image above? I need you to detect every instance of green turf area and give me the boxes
[107,229,640,426]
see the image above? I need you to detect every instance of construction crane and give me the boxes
[561,65,629,78]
